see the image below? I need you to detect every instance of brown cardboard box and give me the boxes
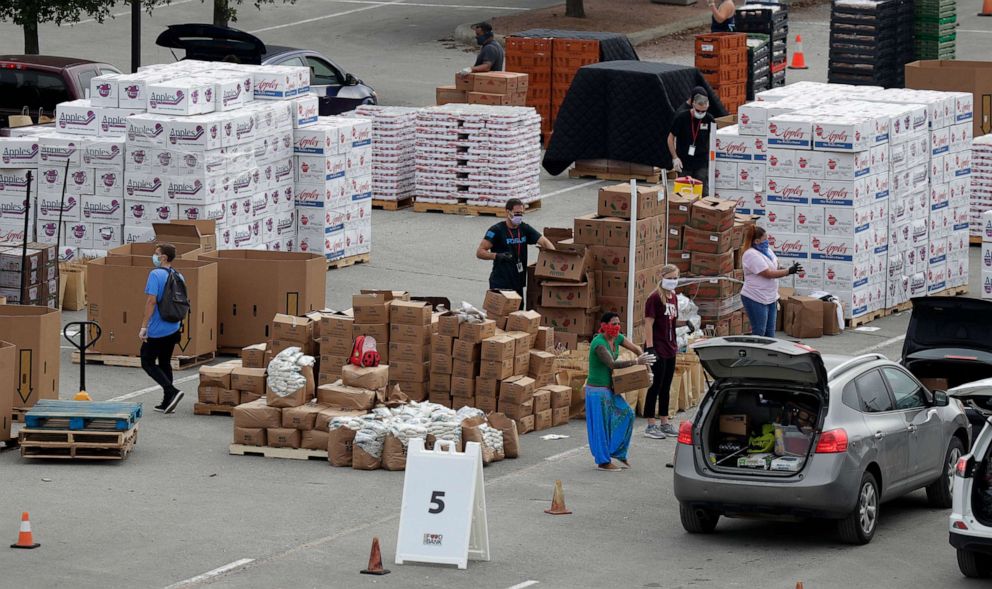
[690,197,737,232]
[481,335,515,362]
[516,414,535,434]
[552,406,570,426]
[272,314,314,343]
[453,339,481,363]
[504,331,533,356]
[302,429,329,450]
[391,300,431,325]
[429,393,452,408]
[905,60,990,137]
[541,278,596,309]
[282,403,327,430]
[468,92,511,106]
[573,213,606,246]
[535,248,589,283]
[479,358,514,380]
[452,359,478,379]
[472,71,528,94]
[60,267,86,311]
[265,365,315,409]
[476,377,499,399]
[430,372,451,394]
[198,385,220,404]
[528,350,555,377]
[218,388,240,406]
[690,251,735,276]
[87,256,217,357]
[396,380,428,401]
[320,311,354,339]
[199,364,234,388]
[389,341,429,363]
[667,226,683,250]
[163,220,217,252]
[233,427,266,446]
[823,300,842,336]
[431,335,454,356]
[240,391,263,404]
[499,398,534,419]
[534,327,554,352]
[431,353,453,374]
[317,382,378,410]
[390,323,431,345]
[353,323,390,349]
[353,293,391,324]
[314,407,368,431]
[507,310,541,333]
[108,241,202,260]
[540,307,598,336]
[459,320,496,343]
[0,341,13,440]
[500,375,535,403]
[483,290,522,317]
[319,353,348,375]
[267,427,301,449]
[269,337,316,358]
[242,343,267,368]
[438,312,461,337]
[682,226,735,255]
[729,310,743,336]
[600,216,663,248]
[597,269,655,298]
[719,414,748,436]
[588,244,653,272]
[668,194,693,226]
[597,183,662,220]
[668,250,692,273]
[233,399,282,428]
[783,296,823,339]
[231,367,266,395]
[513,353,529,376]
[451,394,476,409]
[534,408,553,431]
[546,384,571,409]
[476,395,496,414]
[451,376,475,397]
[436,85,467,105]
[532,389,551,413]
[390,361,430,382]
[612,365,651,394]
[341,364,388,390]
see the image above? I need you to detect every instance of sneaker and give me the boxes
[644,425,666,439]
[164,390,184,414]
[152,403,167,413]
[659,422,680,437]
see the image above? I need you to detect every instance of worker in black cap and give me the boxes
[462,22,504,74]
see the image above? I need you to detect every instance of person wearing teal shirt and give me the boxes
[585,312,656,472]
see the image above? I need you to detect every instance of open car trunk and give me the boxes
[700,383,822,476]
[902,297,992,390]
[976,438,992,527]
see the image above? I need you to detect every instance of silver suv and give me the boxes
[949,378,992,578]
[674,336,971,544]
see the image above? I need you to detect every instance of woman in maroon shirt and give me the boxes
[643,264,681,439]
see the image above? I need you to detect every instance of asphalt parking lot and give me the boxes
[2,1,992,587]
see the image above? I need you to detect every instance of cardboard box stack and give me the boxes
[414,104,541,207]
[973,137,992,245]
[436,72,529,107]
[0,242,58,306]
[353,105,418,204]
[982,211,992,300]
[716,82,973,321]
[0,340,14,442]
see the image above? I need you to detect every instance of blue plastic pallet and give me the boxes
[24,400,142,431]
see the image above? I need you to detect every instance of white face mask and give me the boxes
[693,109,707,120]
[510,214,523,226]
[661,278,679,291]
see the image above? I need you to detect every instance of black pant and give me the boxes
[141,331,180,397]
[644,355,677,419]
[688,165,709,196]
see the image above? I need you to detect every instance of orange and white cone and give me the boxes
[359,536,390,575]
[789,35,809,70]
[10,512,40,549]
[544,479,573,515]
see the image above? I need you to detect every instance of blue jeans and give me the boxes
[741,295,777,338]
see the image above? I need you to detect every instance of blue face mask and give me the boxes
[754,239,773,259]
[476,33,490,45]
[152,254,162,267]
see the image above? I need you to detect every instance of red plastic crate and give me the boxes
[701,63,748,85]
[552,38,600,62]
[695,50,746,71]
[695,32,747,54]
[506,54,552,70]
[771,59,788,73]
[506,36,553,53]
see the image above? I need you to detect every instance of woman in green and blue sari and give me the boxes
[586,312,656,472]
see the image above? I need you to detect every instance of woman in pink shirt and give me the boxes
[740,226,802,338]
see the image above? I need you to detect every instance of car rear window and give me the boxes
[0,68,71,114]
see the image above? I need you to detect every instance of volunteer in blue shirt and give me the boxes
[139,243,185,413]
[476,198,555,303]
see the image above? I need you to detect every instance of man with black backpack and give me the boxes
[139,243,189,413]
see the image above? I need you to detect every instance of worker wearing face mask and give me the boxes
[667,92,715,195]
[460,21,504,76]
[139,243,186,414]
[476,198,555,303]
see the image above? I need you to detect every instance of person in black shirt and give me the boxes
[462,22,504,74]
[668,92,715,195]
[674,85,708,119]
[476,198,554,300]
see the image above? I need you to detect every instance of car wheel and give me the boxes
[838,471,879,545]
[679,502,719,534]
[925,437,964,509]
[957,548,992,578]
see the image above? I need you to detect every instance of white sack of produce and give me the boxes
[355,420,389,458]
[267,347,316,397]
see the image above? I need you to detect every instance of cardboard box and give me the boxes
[431,352,453,375]
[233,398,281,428]
[546,384,571,409]
[691,251,736,276]
[341,364,388,390]
[476,377,499,399]
[507,310,541,334]
[240,391,263,404]
[429,372,451,394]
[534,408,553,431]
[0,340,13,439]
[532,389,552,413]
[271,314,314,343]
[267,427,301,449]
[535,248,589,283]
[108,241,203,260]
[499,398,534,419]
[395,380,428,402]
[668,194,693,226]
[481,335,515,362]
[389,341,429,364]
[390,361,429,382]
[451,376,475,397]
[480,358,514,380]
[516,414,535,434]
[597,183,662,220]
[504,331,532,355]
[242,343,267,368]
[452,359,478,379]
[86,256,217,357]
[528,350,555,377]
[719,414,748,436]
[483,289,522,317]
[438,312,461,337]
[200,251,326,350]
[921,377,949,391]
[231,367,266,395]
[317,382,378,410]
[266,365,315,409]
[541,278,596,309]
[573,213,606,245]
[353,292,391,324]
[905,60,985,137]
[612,365,650,394]
[354,323,389,346]
[436,85,467,105]
[472,71,528,94]
[475,394,496,414]
[690,197,737,232]
[459,320,496,343]
[452,339,481,363]
[218,388,240,406]
[281,402,326,430]
[534,326,555,352]
[513,352,529,376]
[682,226,735,255]
[197,385,220,404]
[390,300,431,325]
[783,296,823,339]
[540,307,599,336]
[302,429,329,450]
[552,406,569,426]
[199,364,234,389]
[314,407,367,431]
[233,427,266,446]
[431,334,454,356]
[500,375,536,403]
[451,394,477,409]
[391,323,431,344]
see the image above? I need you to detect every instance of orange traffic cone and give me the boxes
[796,583,804,589]
[359,536,390,575]
[544,479,573,515]
[10,512,40,549]
[789,35,809,70]
[981,0,992,16]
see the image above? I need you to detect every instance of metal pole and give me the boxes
[626,179,638,338]
[131,0,141,73]
[19,171,32,304]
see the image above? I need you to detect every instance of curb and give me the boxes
[454,13,710,48]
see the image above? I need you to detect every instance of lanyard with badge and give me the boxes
[688,115,703,157]
[509,226,524,274]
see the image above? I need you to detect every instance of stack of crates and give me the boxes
[735,3,789,88]
[914,0,956,59]
[551,39,600,127]
[505,37,553,140]
[896,0,916,65]
[746,34,771,100]
[828,0,914,88]
[695,33,747,114]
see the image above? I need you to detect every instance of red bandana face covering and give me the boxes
[600,323,621,339]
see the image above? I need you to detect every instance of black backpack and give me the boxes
[157,268,190,323]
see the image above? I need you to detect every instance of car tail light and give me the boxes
[677,421,693,445]
[952,520,969,530]
[815,429,848,453]
[956,456,975,478]
[944,354,977,361]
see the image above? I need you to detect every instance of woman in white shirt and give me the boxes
[740,227,802,337]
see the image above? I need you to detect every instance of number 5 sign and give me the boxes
[395,438,490,569]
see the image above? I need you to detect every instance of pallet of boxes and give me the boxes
[436,72,529,107]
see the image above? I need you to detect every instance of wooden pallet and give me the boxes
[11,407,28,423]
[326,253,370,270]
[846,309,885,329]
[887,301,913,315]
[567,168,662,184]
[72,351,216,371]
[939,285,970,297]
[413,199,542,217]
[229,443,328,461]
[19,426,138,460]
[194,403,236,416]
[970,235,984,246]
[24,400,142,431]
[217,347,244,357]
[372,197,413,211]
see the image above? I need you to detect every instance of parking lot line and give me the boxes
[162,558,256,589]
[854,334,906,355]
[327,0,525,9]
[506,581,540,589]
[248,0,407,33]
[72,0,196,26]
[108,373,200,402]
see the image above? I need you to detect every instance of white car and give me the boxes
[949,378,992,578]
